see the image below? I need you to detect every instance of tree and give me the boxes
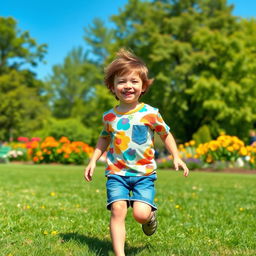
[45,47,93,118]
[44,46,117,142]
[92,0,256,141]
[84,18,115,65]
[0,70,50,140]
[0,17,47,74]
[0,17,49,141]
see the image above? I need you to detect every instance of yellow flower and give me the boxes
[189,140,196,146]
[233,144,240,151]
[221,140,230,148]
[43,231,48,235]
[209,141,218,151]
[51,231,58,235]
[50,192,56,196]
[239,147,247,156]
[227,146,234,152]
[239,208,244,211]
[175,204,180,209]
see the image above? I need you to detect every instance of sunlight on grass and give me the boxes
[0,164,255,256]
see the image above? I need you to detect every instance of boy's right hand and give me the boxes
[84,161,96,182]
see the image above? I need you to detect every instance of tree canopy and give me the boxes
[2,0,256,143]
[83,0,256,141]
[0,17,49,141]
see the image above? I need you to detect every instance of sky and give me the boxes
[1,0,256,80]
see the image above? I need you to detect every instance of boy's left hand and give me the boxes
[173,157,189,177]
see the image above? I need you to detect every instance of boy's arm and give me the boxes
[84,136,110,181]
[161,133,189,177]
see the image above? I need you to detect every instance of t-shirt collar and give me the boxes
[114,103,145,115]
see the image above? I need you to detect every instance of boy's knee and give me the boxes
[111,201,127,218]
[133,208,151,224]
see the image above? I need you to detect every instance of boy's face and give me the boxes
[112,71,145,104]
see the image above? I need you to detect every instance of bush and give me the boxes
[33,118,94,144]
[192,125,212,145]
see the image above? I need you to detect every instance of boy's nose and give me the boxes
[124,81,132,88]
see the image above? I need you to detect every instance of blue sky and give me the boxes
[1,0,255,80]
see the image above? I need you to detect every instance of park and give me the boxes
[1,0,256,255]
[1,164,256,255]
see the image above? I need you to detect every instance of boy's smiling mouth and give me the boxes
[122,91,135,96]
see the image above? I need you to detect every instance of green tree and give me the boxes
[45,46,116,142]
[0,17,49,141]
[46,18,118,141]
[0,17,47,74]
[0,70,50,140]
[84,18,114,64]
[45,47,94,118]
[100,0,256,141]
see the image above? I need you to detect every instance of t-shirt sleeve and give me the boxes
[154,110,170,138]
[100,117,111,138]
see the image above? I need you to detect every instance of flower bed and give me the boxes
[5,134,256,170]
[157,134,256,170]
[7,136,94,165]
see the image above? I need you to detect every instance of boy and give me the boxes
[84,49,189,256]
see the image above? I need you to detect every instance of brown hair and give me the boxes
[104,49,153,98]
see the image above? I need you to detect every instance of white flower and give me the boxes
[236,158,244,167]
[245,156,250,161]
[17,151,23,156]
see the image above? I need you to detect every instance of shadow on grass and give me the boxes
[59,232,149,256]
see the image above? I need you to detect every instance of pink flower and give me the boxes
[31,137,41,142]
[18,137,29,142]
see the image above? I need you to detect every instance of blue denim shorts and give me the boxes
[106,173,157,211]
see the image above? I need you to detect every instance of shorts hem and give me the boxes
[130,198,157,211]
[106,198,129,210]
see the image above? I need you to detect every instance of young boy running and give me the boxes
[84,49,189,256]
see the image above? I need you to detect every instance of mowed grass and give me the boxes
[0,164,255,256]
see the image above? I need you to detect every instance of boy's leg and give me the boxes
[133,202,157,236]
[132,201,152,224]
[131,174,158,236]
[110,200,128,256]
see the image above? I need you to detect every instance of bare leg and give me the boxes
[110,201,127,256]
[132,201,152,224]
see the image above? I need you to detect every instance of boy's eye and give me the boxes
[118,80,125,84]
[132,80,138,83]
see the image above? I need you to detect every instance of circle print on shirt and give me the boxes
[117,118,130,130]
[123,148,136,161]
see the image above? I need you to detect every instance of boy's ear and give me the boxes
[110,86,115,94]
[142,83,146,92]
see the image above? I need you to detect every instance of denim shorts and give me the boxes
[106,173,157,211]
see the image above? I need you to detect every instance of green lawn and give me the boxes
[0,164,255,256]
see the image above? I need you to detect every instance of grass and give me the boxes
[0,164,256,256]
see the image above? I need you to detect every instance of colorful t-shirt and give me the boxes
[100,103,170,176]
